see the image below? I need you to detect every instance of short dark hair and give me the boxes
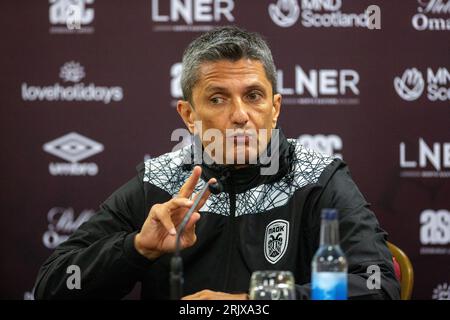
[180,26,277,103]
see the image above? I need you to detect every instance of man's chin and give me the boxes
[221,147,259,165]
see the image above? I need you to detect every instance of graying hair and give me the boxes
[180,26,277,103]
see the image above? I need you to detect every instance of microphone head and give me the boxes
[208,181,223,195]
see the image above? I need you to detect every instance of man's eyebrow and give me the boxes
[204,86,229,93]
[245,84,267,92]
[204,83,268,93]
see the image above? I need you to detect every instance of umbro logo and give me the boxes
[43,132,104,176]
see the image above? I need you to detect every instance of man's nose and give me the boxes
[229,98,249,126]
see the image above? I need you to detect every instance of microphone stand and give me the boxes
[170,180,221,300]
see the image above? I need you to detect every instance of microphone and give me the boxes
[207,179,223,195]
[170,179,222,300]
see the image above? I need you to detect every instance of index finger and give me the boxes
[177,166,202,199]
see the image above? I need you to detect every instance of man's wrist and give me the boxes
[134,233,162,260]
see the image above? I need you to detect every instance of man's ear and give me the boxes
[272,93,282,128]
[177,100,195,134]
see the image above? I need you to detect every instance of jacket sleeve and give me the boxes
[34,173,153,299]
[297,162,401,300]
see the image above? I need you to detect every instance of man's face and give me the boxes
[178,58,281,165]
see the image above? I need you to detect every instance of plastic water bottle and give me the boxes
[311,208,348,300]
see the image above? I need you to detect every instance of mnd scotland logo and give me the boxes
[394,68,425,101]
[394,67,450,102]
[268,0,381,29]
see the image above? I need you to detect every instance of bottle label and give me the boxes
[311,272,347,300]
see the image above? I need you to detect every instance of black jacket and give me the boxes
[34,131,400,299]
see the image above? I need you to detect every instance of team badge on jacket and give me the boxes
[264,219,289,264]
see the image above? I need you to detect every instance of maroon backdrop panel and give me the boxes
[0,0,448,300]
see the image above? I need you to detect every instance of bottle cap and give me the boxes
[321,208,338,220]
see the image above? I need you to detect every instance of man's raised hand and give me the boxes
[134,166,215,260]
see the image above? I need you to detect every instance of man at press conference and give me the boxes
[34,26,400,300]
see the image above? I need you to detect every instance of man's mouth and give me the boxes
[232,135,249,143]
[226,133,256,145]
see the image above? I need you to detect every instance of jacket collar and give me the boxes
[183,128,293,194]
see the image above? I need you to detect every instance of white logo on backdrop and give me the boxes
[171,62,183,99]
[277,66,360,106]
[298,134,343,159]
[49,0,95,33]
[23,289,35,300]
[394,68,425,101]
[412,0,450,31]
[268,0,380,29]
[420,209,450,256]
[394,67,450,102]
[43,132,104,163]
[21,61,124,104]
[400,139,450,178]
[150,0,235,32]
[432,282,450,300]
[268,0,301,27]
[59,61,86,82]
[43,132,104,176]
[43,207,95,249]
[171,62,360,106]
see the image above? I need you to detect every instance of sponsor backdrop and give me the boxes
[0,0,448,300]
